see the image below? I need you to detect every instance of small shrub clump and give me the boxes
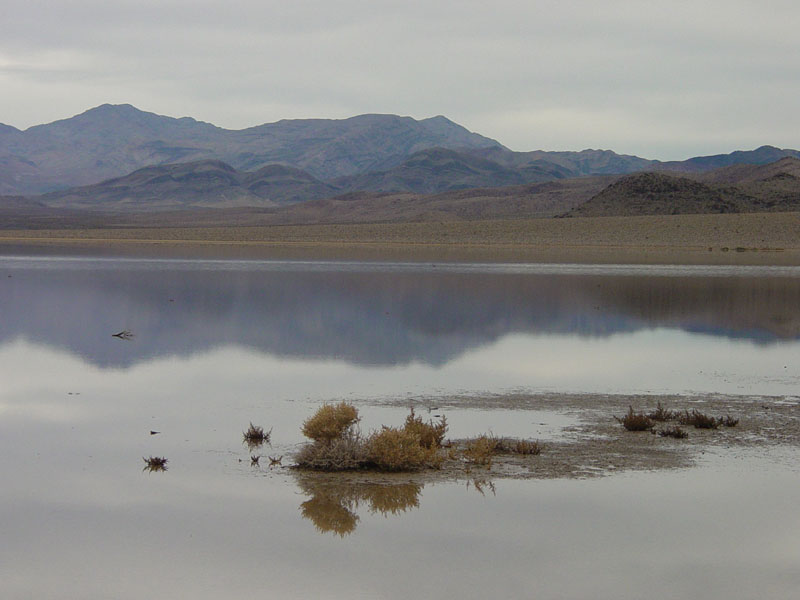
[302,402,360,442]
[143,456,168,472]
[295,431,366,471]
[366,427,441,471]
[658,426,689,439]
[679,410,719,429]
[243,422,271,448]
[463,435,499,466]
[403,408,448,449]
[493,437,542,455]
[647,401,680,422]
[720,415,739,427]
[616,406,655,431]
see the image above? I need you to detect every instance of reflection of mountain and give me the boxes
[1,260,799,368]
[295,473,422,536]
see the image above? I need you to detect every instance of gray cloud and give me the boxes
[1,0,798,159]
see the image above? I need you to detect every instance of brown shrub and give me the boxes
[403,408,448,449]
[365,427,439,471]
[679,409,718,429]
[463,435,499,466]
[658,426,688,439]
[243,422,271,448]
[143,456,168,472]
[647,401,679,422]
[302,402,360,442]
[616,406,655,431]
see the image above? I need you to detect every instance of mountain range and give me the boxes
[1,104,799,221]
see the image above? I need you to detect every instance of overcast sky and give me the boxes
[1,0,798,160]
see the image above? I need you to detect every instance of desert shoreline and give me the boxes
[1,212,799,264]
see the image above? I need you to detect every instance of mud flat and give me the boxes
[296,392,800,484]
[1,212,799,264]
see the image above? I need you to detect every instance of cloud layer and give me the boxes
[2,0,798,159]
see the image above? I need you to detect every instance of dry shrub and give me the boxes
[679,409,719,429]
[403,408,448,449]
[512,439,542,455]
[302,402,360,442]
[295,432,366,471]
[648,401,679,422]
[243,422,271,448]
[463,435,499,466]
[143,456,168,472]
[615,406,655,431]
[721,415,739,427]
[658,426,688,439]
[365,427,439,471]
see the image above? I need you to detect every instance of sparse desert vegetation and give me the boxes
[615,406,655,431]
[243,422,272,448]
[143,456,168,472]
[294,404,542,473]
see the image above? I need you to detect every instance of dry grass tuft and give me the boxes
[720,415,739,427]
[463,435,499,466]
[616,406,655,431]
[243,422,271,448]
[403,408,448,449]
[647,401,680,422]
[658,426,689,439]
[302,402,360,442]
[365,427,440,471]
[143,456,168,472]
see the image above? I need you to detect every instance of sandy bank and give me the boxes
[1,212,799,264]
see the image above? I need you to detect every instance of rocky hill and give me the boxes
[568,158,800,217]
[40,160,338,211]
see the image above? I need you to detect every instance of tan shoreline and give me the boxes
[1,212,800,264]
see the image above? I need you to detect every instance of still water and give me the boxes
[1,256,799,599]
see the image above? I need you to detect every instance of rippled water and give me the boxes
[1,255,799,599]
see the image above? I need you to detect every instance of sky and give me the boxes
[1,0,798,160]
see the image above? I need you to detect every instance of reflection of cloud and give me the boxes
[295,473,422,537]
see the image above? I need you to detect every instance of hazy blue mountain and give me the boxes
[41,159,338,210]
[0,104,502,195]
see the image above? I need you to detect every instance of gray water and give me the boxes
[1,256,799,599]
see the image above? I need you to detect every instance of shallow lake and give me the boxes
[1,255,799,599]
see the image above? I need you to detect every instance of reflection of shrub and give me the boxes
[302,402,360,442]
[403,408,447,449]
[295,474,423,535]
[295,432,366,471]
[361,482,422,515]
[300,495,359,537]
[366,427,438,471]
[616,407,655,431]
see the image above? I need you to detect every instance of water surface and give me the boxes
[1,256,799,599]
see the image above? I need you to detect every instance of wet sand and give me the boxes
[1,212,800,264]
